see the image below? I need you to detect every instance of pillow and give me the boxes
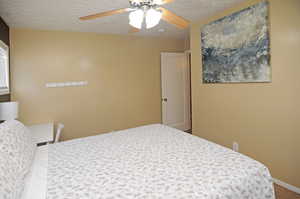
[0,120,36,198]
[0,159,17,199]
[0,160,25,199]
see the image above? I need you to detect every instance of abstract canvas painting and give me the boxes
[201,1,270,83]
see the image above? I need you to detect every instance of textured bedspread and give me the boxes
[47,124,275,199]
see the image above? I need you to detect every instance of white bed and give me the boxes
[21,124,275,199]
[22,145,48,199]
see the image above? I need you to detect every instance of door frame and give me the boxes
[160,51,192,132]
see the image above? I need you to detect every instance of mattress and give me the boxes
[24,124,275,199]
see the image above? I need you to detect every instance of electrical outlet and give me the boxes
[233,142,239,152]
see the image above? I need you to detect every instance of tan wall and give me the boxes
[191,0,300,188]
[11,29,184,140]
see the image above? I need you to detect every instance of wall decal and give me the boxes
[201,1,270,83]
[46,81,88,88]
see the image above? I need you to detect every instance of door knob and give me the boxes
[162,98,168,102]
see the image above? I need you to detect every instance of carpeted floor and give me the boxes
[275,184,300,199]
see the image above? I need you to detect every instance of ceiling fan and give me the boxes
[79,0,190,33]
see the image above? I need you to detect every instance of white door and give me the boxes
[161,52,191,131]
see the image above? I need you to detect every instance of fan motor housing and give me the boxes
[129,0,157,8]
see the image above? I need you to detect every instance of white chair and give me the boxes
[54,123,64,143]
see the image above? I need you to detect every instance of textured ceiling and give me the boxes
[0,0,245,39]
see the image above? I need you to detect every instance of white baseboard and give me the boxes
[273,178,300,194]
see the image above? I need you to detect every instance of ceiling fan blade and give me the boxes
[158,7,189,29]
[80,8,130,21]
[129,27,140,33]
[157,0,175,5]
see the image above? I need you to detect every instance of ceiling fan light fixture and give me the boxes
[129,9,144,29]
[146,8,162,29]
[80,0,189,34]
[153,0,164,5]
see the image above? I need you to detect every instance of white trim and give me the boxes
[273,178,300,194]
[0,89,10,95]
[0,40,10,94]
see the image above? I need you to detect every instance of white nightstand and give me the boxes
[28,123,54,146]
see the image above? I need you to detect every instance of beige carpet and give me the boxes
[275,184,300,199]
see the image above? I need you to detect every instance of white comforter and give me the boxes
[47,124,275,199]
